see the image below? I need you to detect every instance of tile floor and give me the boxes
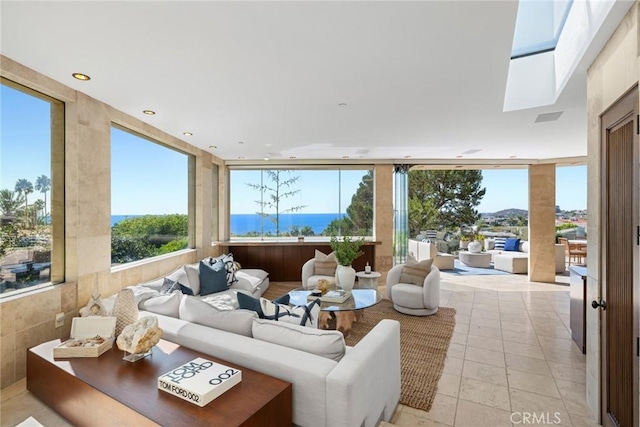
[1,273,600,427]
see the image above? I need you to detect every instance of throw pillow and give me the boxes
[138,292,182,318]
[160,277,194,296]
[399,258,433,286]
[183,263,201,295]
[237,292,290,318]
[504,238,521,252]
[252,318,346,362]
[314,250,337,276]
[238,293,320,328]
[199,260,229,296]
[494,237,506,250]
[208,254,238,285]
[179,296,257,337]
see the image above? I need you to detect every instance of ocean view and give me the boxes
[112,213,342,235]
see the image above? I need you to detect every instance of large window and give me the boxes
[111,126,192,265]
[229,168,373,239]
[1,79,64,296]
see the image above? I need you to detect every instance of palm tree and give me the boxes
[33,199,45,224]
[15,179,33,226]
[35,175,51,219]
[0,189,25,218]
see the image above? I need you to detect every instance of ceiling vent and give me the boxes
[535,111,563,123]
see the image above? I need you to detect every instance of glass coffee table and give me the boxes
[288,288,382,336]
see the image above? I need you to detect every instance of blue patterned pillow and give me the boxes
[494,237,506,250]
[208,254,238,285]
[238,293,320,328]
[199,260,228,296]
[160,278,194,296]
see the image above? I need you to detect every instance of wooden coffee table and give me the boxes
[27,339,292,427]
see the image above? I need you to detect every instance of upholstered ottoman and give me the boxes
[494,254,528,274]
[459,252,491,268]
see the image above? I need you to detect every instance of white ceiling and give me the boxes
[0,1,627,162]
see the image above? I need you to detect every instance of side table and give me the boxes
[355,271,381,289]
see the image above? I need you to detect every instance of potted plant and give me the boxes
[330,235,365,291]
[459,235,470,249]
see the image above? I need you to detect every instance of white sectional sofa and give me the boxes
[106,261,401,427]
[485,240,565,274]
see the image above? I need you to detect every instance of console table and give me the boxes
[27,339,292,426]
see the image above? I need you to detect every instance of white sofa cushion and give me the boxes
[252,318,346,362]
[183,263,201,295]
[179,295,257,337]
[139,292,182,318]
[234,269,268,291]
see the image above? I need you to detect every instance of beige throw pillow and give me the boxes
[314,250,337,276]
[399,258,433,286]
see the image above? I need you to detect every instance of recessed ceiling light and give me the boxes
[289,156,297,159]
[509,155,517,159]
[72,72,90,81]
[183,132,193,136]
[455,165,463,168]
[456,155,463,158]
[404,155,412,159]
[342,155,349,159]
[238,156,245,159]
[208,145,217,149]
[238,141,244,144]
[338,103,348,107]
[264,157,270,161]
[143,110,156,115]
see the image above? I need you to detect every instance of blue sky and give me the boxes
[2,82,587,215]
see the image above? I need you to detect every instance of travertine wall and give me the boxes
[528,164,557,283]
[586,2,639,420]
[0,56,222,388]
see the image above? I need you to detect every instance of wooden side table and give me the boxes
[355,271,381,289]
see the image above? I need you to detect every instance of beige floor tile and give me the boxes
[501,329,540,346]
[502,340,545,360]
[447,343,466,359]
[468,324,502,340]
[501,321,534,333]
[464,346,505,368]
[450,332,468,345]
[509,389,572,426]
[507,369,561,398]
[394,408,451,426]
[437,373,461,398]
[423,393,458,425]
[454,323,470,334]
[527,310,561,321]
[471,308,500,319]
[537,336,579,353]
[533,325,572,340]
[454,399,513,427]
[458,377,510,411]
[472,303,499,312]
[569,414,600,426]
[461,360,508,386]
[465,335,503,352]
[443,356,464,376]
[542,347,586,366]
[548,362,586,385]
[469,316,502,329]
[505,353,552,377]
[499,312,532,325]
[555,379,592,416]
[455,314,470,325]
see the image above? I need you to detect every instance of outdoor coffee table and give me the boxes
[288,288,382,336]
[459,251,492,268]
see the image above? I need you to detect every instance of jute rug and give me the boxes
[262,282,457,412]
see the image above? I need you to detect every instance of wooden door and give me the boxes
[600,87,639,427]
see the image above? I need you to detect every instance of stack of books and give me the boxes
[307,289,352,303]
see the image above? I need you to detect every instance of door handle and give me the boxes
[591,299,606,310]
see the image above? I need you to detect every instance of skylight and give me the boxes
[511,0,573,59]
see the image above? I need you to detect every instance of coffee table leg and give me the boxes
[336,312,358,337]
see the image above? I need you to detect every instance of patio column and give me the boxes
[374,165,394,281]
[528,163,556,283]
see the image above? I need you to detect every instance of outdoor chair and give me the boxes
[386,264,440,316]
[559,237,587,267]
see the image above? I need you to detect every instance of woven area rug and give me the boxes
[262,282,457,412]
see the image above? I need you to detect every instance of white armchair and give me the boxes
[386,264,440,316]
[301,258,337,290]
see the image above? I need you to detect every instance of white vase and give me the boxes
[336,265,356,291]
[468,241,482,253]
